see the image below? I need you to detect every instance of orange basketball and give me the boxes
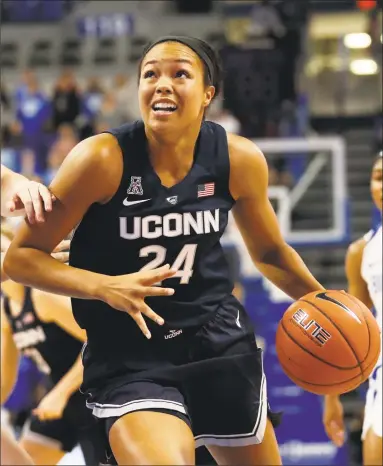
[276,290,381,396]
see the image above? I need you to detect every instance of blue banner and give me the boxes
[77,13,134,38]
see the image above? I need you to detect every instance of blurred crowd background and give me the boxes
[1,1,382,465]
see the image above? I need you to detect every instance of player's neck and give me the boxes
[146,123,201,173]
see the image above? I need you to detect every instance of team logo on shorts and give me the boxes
[127,176,144,196]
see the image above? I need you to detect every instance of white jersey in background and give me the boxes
[361,223,382,440]
[362,224,382,331]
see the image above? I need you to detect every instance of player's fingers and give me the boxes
[32,409,45,420]
[29,183,45,223]
[325,421,344,446]
[130,311,151,339]
[16,190,36,223]
[140,264,177,285]
[51,251,70,263]
[37,183,53,212]
[139,303,164,325]
[5,199,16,213]
[330,421,345,447]
[138,285,175,297]
[53,240,71,252]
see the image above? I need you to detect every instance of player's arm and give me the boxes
[344,237,373,309]
[1,233,68,283]
[1,164,54,222]
[0,301,20,405]
[32,353,84,421]
[32,289,86,420]
[323,238,371,446]
[228,133,324,300]
[4,135,176,338]
[4,134,123,299]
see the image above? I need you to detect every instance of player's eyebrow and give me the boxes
[143,59,193,67]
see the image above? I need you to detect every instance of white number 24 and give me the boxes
[139,244,197,284]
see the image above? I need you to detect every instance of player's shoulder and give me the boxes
[226,133,266,169]
[70,132,120,159]
[225,133,267,199]
[63,132,122,175]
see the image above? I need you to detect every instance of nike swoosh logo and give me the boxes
[235,310,242,328]
[316,291,362,324]
[123,198,151,207]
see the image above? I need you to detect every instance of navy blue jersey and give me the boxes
[70,121,236,358]
[3,288,83,384]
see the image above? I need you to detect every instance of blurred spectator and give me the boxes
[14,71,51,172]
[14,69,36,107]
[52,69,80,130]
[208,108,241,134]
[94,120,111,135]
[82,77,105,121]
[112,73,140,122]
[269,157,293,187]
[1,83,12,145]
[44,123,79,184]
[79,77,105,139]
[96,92,126,131]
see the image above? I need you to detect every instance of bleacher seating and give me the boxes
[1,42,18,69]
[59,38,83,66]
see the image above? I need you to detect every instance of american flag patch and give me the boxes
[197,182,215,197]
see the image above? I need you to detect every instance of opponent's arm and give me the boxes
[228,133,324,300]
[1,164,54,222]
[323,237,372,446]
[0,302,20,405]
[32,354,84,421]
[344,238,373,309]
[32,290,86,421]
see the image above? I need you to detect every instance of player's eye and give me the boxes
[143,70,156,79]
[175,70,190,78]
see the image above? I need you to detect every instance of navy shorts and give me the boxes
[83,300,281,462]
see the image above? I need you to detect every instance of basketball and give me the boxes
[276,290,381,396]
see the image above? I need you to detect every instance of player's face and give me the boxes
[138,42,215,132]
[371,158,382,212]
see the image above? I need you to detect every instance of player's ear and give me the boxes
[203,86,215,108]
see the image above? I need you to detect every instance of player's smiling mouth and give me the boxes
[151,99,178,115]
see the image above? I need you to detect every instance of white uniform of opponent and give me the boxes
[361,224,382,439]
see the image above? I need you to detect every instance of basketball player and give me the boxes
[323,153,382,466]
[1,165,59,466]
[1,269,101,466]
[5,36,327,465]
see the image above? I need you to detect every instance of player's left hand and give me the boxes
[32,389,69,421]
[5,180,56,224]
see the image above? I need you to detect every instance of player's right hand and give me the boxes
[99,264,176,339]
[323,395,345,447]
[51,239,71,263]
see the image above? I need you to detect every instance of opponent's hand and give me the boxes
[51,239,70,263]
[6,180,56,224]
[100,264,176,339]
[323,395,345,447]
[32,389,69,421]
